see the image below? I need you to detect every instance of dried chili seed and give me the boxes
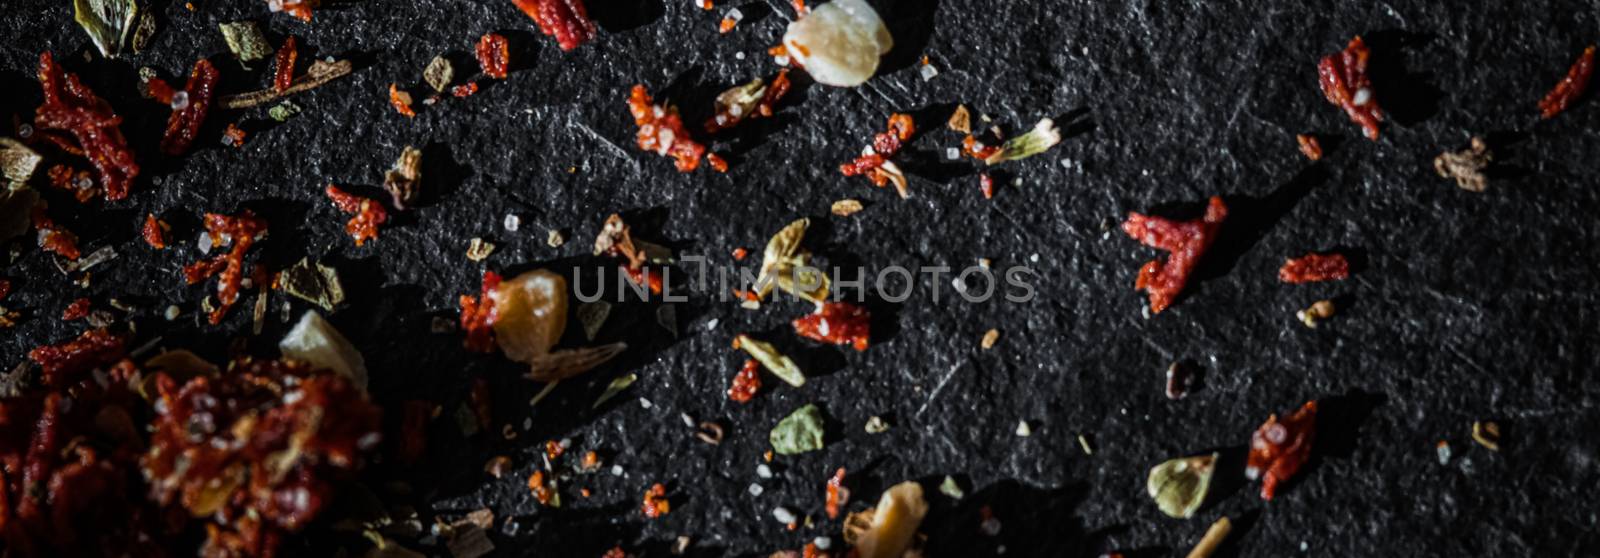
[34,52,139,201]
[1317,36,1383,141]
[1296,134,1323,161]
[728,358,762,403]
[160,58,221,156]
[1121,196,1228,314]
[390,83,416,118]
[627,84,707,172]
[641,483,670,518]
[1539,45,1595,119]
[27,328,126,388]
[825,467,849,519]
[979,172,994,199]
[61,297,90,320]
[31,202,81,260]
[961,134,1000,160]
[792,301,871,351]
[1246,400,1317,500]
[273,35,298,94]
[48,164,98,203]
[1278,252,1350,284]
[325,184,388,246]
[476,32,511,79]
[513,0,598,51]
[142,213,167,249]
[452,82,480,97]
[459,270,502,352]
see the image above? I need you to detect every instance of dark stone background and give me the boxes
[3,0,1599,556]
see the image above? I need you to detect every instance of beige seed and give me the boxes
[980,328,1000,350]
[831,199,864,217]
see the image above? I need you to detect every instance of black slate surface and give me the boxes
[3,0,1600,556]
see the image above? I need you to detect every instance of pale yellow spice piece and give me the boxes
[831,198,864,217]
[946,104,971,134]
[1471,421,1501,451]
[547,229,566,248]
[980,328,1000,350]
[466,238,496,261]
[1186,516,1232,558]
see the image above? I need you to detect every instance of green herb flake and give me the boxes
[769,403,826,455]
[1145,452,1217,519]
[424,55,454,93]
[736,334,805,387]
[592,373,638,409]
[985,118,1062,165]
[74,0,138,58]
[268,100,302,122]
[218,21,272,63]
[938,476,964,499]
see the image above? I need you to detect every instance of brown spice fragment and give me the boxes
[831,199,864,216]
[1538,45,1595,119]
[1434,137,1492,192]
[947,104,971,134]
[1296,299,1336,328]
[980,328,999,350]
[220,59,354,109]
[695,421,724,445]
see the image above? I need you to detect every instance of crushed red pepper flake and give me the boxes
[141,213,167,249]
[273,36,299,94]
[270,0,320,21]
[707,152,730,173]
[183,211,268,324]
[840,113,915,198]
[979,172,995,199]
[27,328,126,388]
[390,83,417,118]
[160,58,221,156]
[728,358,761,403]
[601,546,629,558]
[961,134,1001,160]
[1538,45,1595,119]
[640,483,670,518]
[223,123,247,147]
[705,70,793,134]
[47,164,98,203]
[1121,196,1228,314]
[452,82,480,98]
[1279,252,1350,284]
[1296,134,1323,161]
[719,16,738,33]
[61,297,90,320]
[476,32,511,79]
[1317,36,1383,141]
[1246,400,1317,501]
[528,470,556,504]
[793,301,871,351]
[790,0,809,16]
[732,247,749,261]
[0,279,10,300]
[325,184,389,246]
[34,52,139,201]
[628,84,707,172]
[459,270,502,352]
[825,467,849,519]
[513,0,598,51]
[31,202,81,260]
[545,439,566,460]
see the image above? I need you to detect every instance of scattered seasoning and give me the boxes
[48,164,99,203]
[61,297,91,320]
[1434,137,1493,193]
[947,104,972,134]
[325,184,389,246]
[985,118,1063,164]
[728,358,762,402]
[1015,420,1032,437]
[1296,133,1323,161]
[736,334,807,386]
[137,213,167,249]
[221,123,247,147]
[75,0,139,57]
[484,455,512,478]
[979,172,995,199]
[1435,440,1452,465]
[1186,516,1232,558]
[390,84,417,117]
[840,113,915,198]
[221,59,354,109]
[1121,196,1228,314]
[272,36,298,94]
[628,85,709,172]
[458,270,501,352]
[218,21,271,63]
[280,256,345,311]
[466,238,496,261]
[695,421,724,444]
[641,483,671,518]
[31,203,80,260]
[781,0,892,87]
[704,70,792,133]
[1146,453,1217,518]
[545,439,566,461]
[961,134,1001,160]
[1279,252,1350,284]
[452,81,480,98]
[1296,299,1336,328]
[825,468,849,519]
[864,416,889,433]
[770,403,826,455]
[1318,36,1383,141]
[35,52,139,200]
[831,199,864,216]
[1538,45,1594,119]
[514,0,598,51]
[160,58,221,156]
[27,328,127,387]
[182,211,267,324]
[980,328,1000,350]
[379,144,424,209]
[1246,400,1317,500]
[719,12,740,33]
[0,138,43,183]
[581,450,601,471]
[1471,421,1501,451]
[593,373,638,408]
[424,55,455,93]
[528,470,556,505]
[1165,361,1196,400]
[937,476,964,499]
[793,302,871,351]
[476,33,511,79]
[268,0,318,21]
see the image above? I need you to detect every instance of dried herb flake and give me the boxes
[769,403,825,455]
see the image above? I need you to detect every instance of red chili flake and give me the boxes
[979,172,995,199]
[30,203,80,260]
[160,58,220,156]
[1317,36,1383,141]
[222,123,247,148]
[707,152,729,173]
[184,211,268,324]
[1539,45,1595,119]
[961,134,1001,160]
[398,400,432,465]
[47,164,99,203]
[61,298,90,320]
[27,328,126,387]
[390,83,416,118]
[759,69,792,117]
[273,36,298,94]
[581,450,600,470]
[731,247,749,261]
[325,184,389,246]
[1246,400,1317,501]
[790,0,809,16]
[513,0,598,51]
[452,82,480,98]
[825,467,849,519]
[528,470,556,504]
[628,84,707,172]
[840,113,914,190]
[1296,134,1323,161]
[792,301,871,352]
[459,270,502,352]
[271,0,319,21]
[728,358,761,403]
[640,483,670,518]
[476,33,511,79]
[1121,196,1228,314]
[470,376,494,433]
[143,74,177,104]
[1279,252,1350,284]
[719,16,738,33]
[802,543,828,558]
[34,52,139,201]
[142,213,167,249]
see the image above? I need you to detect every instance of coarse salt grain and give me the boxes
[946,147,960,160]
[611,464,625,476]
[164,305,181,320]
[197,232,213,255]
[918,64,939,81]
[756,464,773,479]
[503,214,521,232]
[1015,420,1032,437]
[771,506,796,524]
[748,483,765,496]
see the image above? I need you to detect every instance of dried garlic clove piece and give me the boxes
[769,403,826,454]
[757,218,809,299]
[279,310,369,391]
[491,270,567,365]
[736,334,805,387]
[1146,453,1217,518]
[851,481,928,558]
[782,0,892,87]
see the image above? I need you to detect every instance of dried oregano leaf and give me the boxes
[592,372,638,409]
[218,21,272,63]
[424,55,454,93]
[74,0,138,58]
[985,118,1062,165]
[737,334,805,387]
[1146,452,1217,519]
[769,403,825,455]
[267,100,301,122]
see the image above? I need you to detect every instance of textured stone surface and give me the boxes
[3,0,1599,556]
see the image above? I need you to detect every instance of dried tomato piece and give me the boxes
[1317,36,1383,141]
[1539,45,1595,119]
[961,134,1000,160]
[459,270,502,352]
[324,184,388,246]
[390,83,416,118]
[476,32,511,79]
[707,152,729,172]
[628,84,707,172]
[1278,252,1350,284]
[792,301,871,351]
[160,58,220,156]
[528,470,555,504]
[1296,134,1323,161]
[513,0,597,51]
[1121,196,1228,314]
[640,483,670,518]
[185,211,268,324]
[142,213,167,249]
[825,467,849,519]
[452,82,480,98]
[34,52,139,201]
[728,359,761,402]
[1246,400,1317,500]
[61,297,90,320]
[273,36,298,94]
[30,203,80,260]
[27,328,126,388]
